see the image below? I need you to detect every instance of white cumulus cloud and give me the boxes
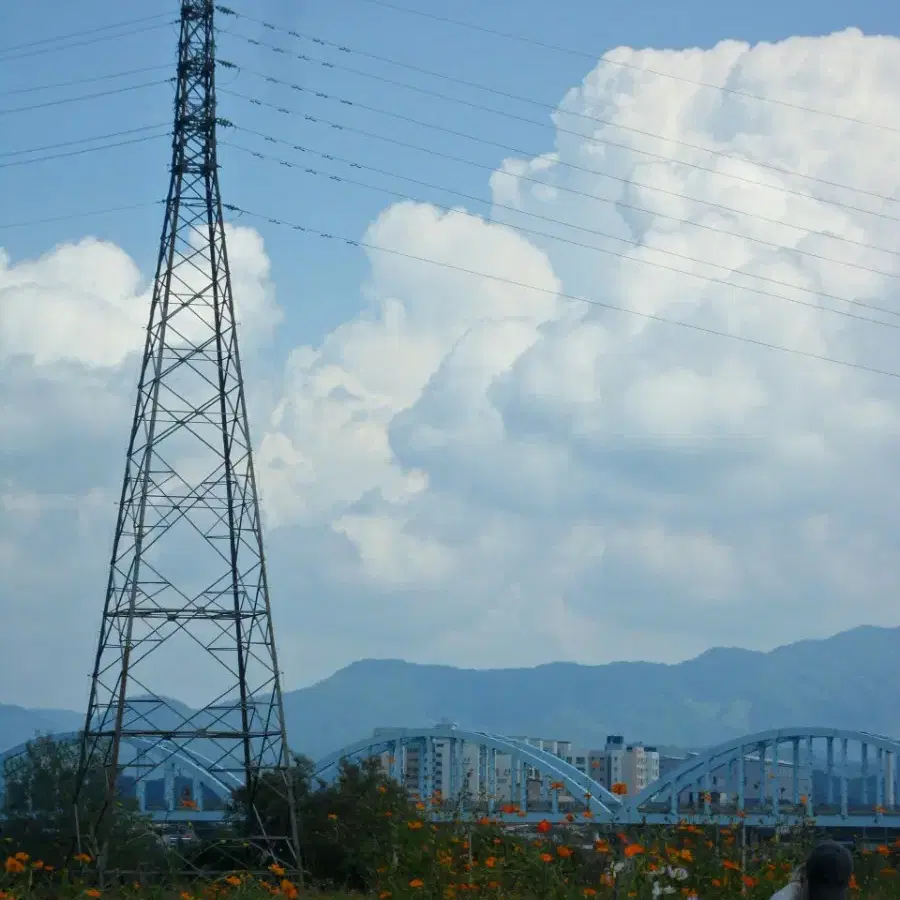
[256,26,900,684]
[0,226,281,707]
[4,27,900,711]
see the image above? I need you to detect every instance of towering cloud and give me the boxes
[3,28,900,706]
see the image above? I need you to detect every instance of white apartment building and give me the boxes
[393,738,483,799]
[623,743,661,793]
[563,736,660,796]
[370,729,663,802]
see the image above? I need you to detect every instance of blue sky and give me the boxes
[2,0,898,356]
[4,0,900,707]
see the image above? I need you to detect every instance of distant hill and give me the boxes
[3,626,899,761]
[0,704,83,752]
[279,625,900,758]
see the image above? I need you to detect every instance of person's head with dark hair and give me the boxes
[804,841,853,900]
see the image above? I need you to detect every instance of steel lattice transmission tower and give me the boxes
[73,0,299,864]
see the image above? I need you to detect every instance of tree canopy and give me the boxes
[0,734,165,871]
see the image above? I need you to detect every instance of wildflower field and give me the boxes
[5,813,900,900]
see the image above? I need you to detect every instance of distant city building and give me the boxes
[570,736,660,796]
[369,729,666,802]
[368,728,896,812]
[380,734,482,799]
[625,743,661,793]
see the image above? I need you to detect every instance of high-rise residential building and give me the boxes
[623,743,660,793]
[368,729,664,802]
[577,736,659,796]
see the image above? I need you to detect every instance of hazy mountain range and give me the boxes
[4,625,898,760]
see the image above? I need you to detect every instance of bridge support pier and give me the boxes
[487,748,497,814]
[887,751,895,808]
[840,738,848,817]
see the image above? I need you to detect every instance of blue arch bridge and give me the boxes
[4,726,900,831]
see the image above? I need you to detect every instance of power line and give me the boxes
[0,200,163,230]
[220,86,900,274]
[3,65,171,96]
[229,127,900,319]
[0,13,171,55]
[225,21,900,208]
[222,200,900,382]
[0,124,169,158]
[229,54,900,229]
[0,80,172,117]
[222,134,900,330]
[299,0,900,133]
[0,132,170,169]
[0,21,175,64]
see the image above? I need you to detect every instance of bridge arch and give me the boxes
[313,725,622,819]
[626,727,900,827]
[0,731,236,822]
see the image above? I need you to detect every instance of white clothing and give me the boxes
[770,884,800,900]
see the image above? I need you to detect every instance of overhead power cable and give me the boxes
[0,132,170,169]
[222,134,900,329]
[223,200,900,382]
[0,80,172,117]
[288,0,900,133]
[3,65,171,97]
[227,52,900,229]
[225,21,900,208]
[220,86,900,275]
[0,200,164,230]
[0,21,176,63]
[0,13,171,54]
[0,124,169,158]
